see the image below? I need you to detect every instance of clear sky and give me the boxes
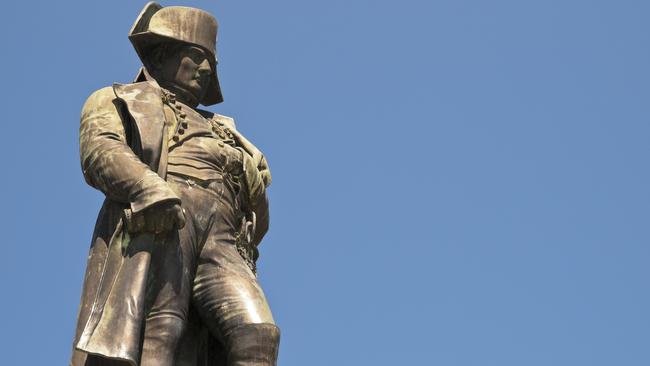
[1,1,649,365]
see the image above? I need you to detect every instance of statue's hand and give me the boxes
[226,127,271,187]
[258,155,272,188]
[239,148,267,206]
[129,201,186,234]
[239,146,272,188]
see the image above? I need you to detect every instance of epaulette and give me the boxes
[212,113,236,130]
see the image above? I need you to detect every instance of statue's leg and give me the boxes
[140,178,217,366]
[139,228,194,366]
[192,179,280,365]
[224,323,280,366]
[193,239,280,366]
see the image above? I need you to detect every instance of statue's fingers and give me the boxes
[260,171,272,187]
[160,210,174,232]
[132,212,146,233]
[254,151,264,168]
[175,207,187,229]
[258,155,269,171]
[144,213,157,233]
[154,214,167,234]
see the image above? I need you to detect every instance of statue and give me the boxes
[70,3,279,365]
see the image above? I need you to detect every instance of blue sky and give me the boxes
[1,1,649,365]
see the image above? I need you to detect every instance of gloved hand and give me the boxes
[239,148,267,207]
[226,127,272,188]
[126,200,186,234]
[257,155,272,188]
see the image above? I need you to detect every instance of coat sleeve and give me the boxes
[79,87,180,213]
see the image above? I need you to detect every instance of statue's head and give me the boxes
[129,2,223,106]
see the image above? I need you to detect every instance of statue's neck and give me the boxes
[141,67,200,108]
[158,82,199,108]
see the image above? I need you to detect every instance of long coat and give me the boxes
[70,80,269,366]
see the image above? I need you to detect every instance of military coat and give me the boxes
[70,80,269,366]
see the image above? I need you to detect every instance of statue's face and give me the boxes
[155,45,213,102]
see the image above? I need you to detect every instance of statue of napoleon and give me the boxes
[70,3,279,365]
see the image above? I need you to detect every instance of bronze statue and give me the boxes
[70,3,279,365]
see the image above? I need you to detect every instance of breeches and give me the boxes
[140,175,276,365]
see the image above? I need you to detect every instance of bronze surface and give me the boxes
[70,3,279,365]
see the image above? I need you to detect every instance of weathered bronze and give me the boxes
[70,3,279,365]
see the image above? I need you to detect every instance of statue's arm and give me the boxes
[225,119,271,247]
[209,113,271,245]
[238,145,270,247]
[79,87,180,213]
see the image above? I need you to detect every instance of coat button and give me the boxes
[181,122,188,129]
[178,129,185,135]
[172,136,179,142]
[179,113,187,118]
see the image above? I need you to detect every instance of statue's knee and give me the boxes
[225,323,280,366]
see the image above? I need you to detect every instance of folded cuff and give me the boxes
[128,174,180,213]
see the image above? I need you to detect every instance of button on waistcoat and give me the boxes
[163,94,243,182]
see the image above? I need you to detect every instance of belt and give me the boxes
[167,171,223,186]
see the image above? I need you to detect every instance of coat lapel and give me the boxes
[113,81,166,173]
[75,82,167,366]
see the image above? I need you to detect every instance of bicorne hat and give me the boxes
[129,2,223,105]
